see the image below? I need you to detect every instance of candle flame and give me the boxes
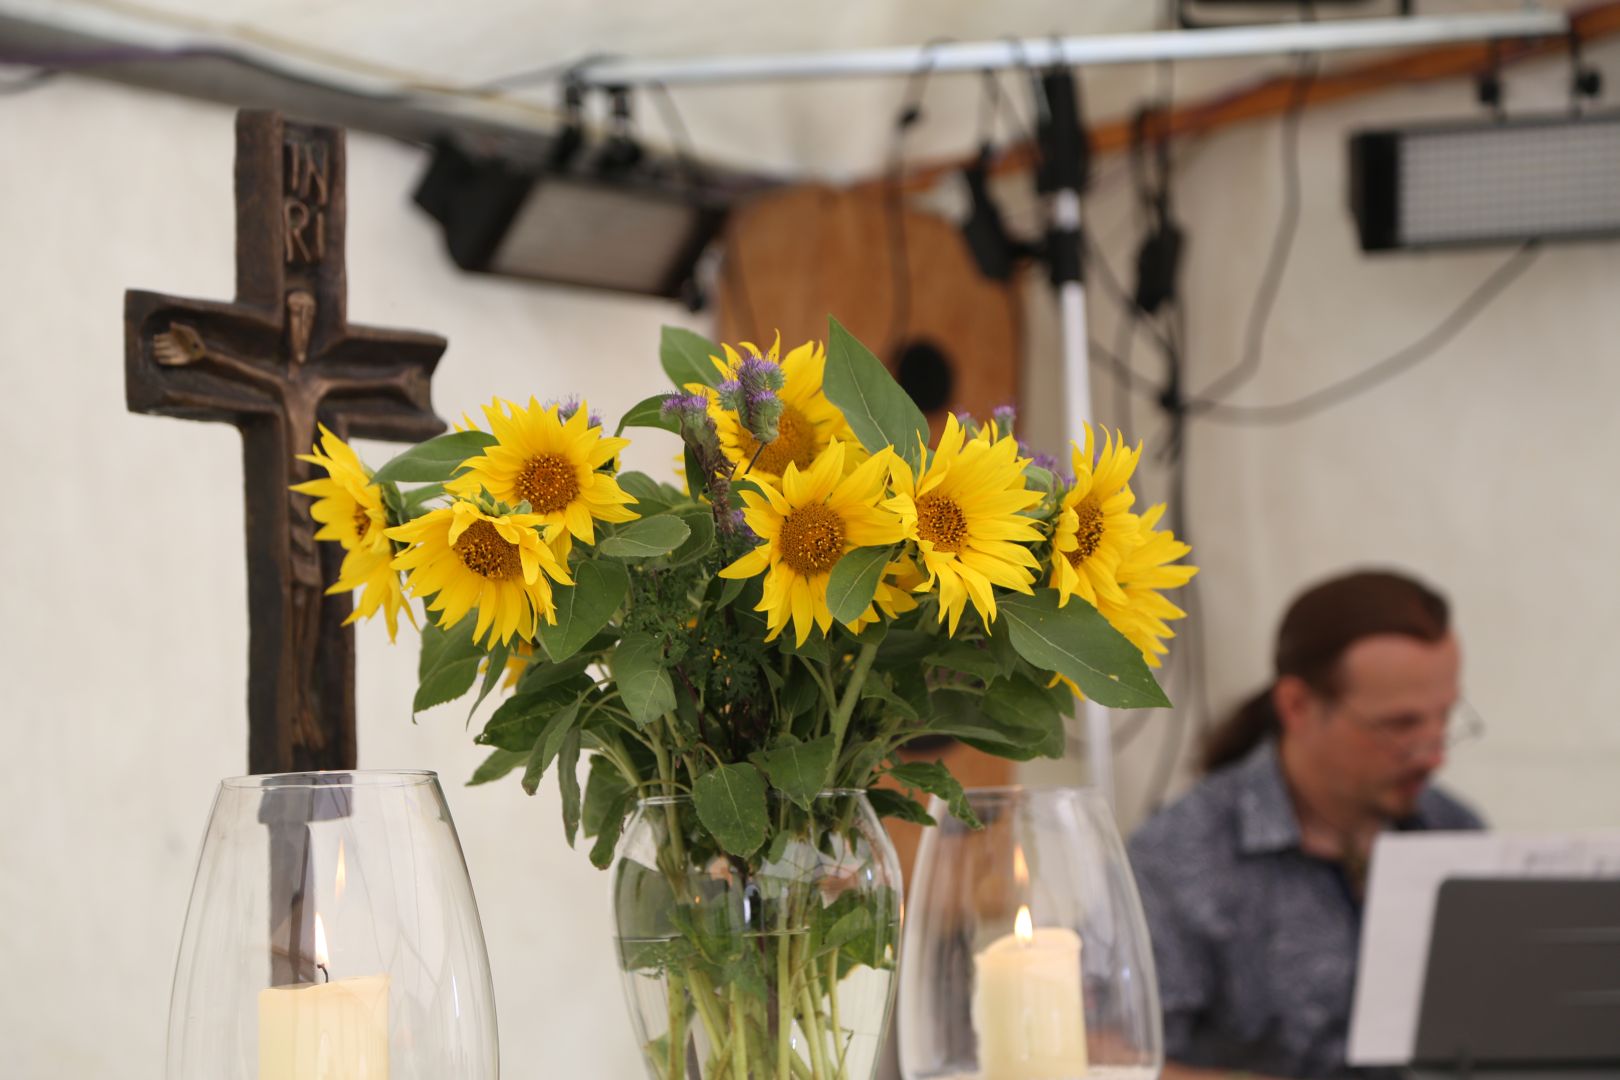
[1015,904,1034,945]
[314,912,330,969]
[1013,845,1029,888]
[335,841,347,902]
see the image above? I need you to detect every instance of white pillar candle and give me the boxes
[971,905,1089,1079]
[258,914,390,1079]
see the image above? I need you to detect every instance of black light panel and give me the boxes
[1349,113,1620,251]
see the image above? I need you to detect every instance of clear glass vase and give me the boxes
[166,770,498,1079]
[614,790,903,1080]
[898,787,1162,1080]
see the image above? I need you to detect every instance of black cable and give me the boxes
[1188,55,1317,406]
[884,38,951,360]
[647,80,702,185]
[1193,241,1541,427]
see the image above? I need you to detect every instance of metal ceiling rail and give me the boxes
[571,11,1570,88]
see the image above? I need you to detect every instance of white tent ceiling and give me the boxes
[3,0,1577,176]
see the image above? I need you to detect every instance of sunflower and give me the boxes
[704,336,860,483]
[719,440,904,645]
[885,414,1044,635]
[292,425,414,640]
[447,397,637,556]
[387,501,571,646]
[1102,503,1197,668]
[1048,424,1143,611]
[846,558,927,634]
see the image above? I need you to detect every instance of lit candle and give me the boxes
[258,914,390,1079]
[971,905,1089,1079]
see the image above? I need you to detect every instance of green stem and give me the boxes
[667,969,688,1080]
[826,953,847,1078]
[827,642,880,769]
[729,982,749,1080]
[777,919,792,1079]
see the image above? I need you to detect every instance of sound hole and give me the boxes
[894,338,955,414]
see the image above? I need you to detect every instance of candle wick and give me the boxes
[317,962,330,984]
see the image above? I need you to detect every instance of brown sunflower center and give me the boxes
[1064,500,1106,568]
[778,503,847,576]
[916,493,969,553]
[454,519,523,580]
[352,506,373,541]
[740,407,816,476]
[515,453,580,514]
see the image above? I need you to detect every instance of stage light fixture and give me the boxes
[413,129,767,304]
[1349,112,1620,252]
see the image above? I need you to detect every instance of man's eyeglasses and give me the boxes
[1340,699,1486,760]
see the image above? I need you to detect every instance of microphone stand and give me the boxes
[1034,65,1115,804]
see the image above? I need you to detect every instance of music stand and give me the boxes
[1410,878,1620,1080]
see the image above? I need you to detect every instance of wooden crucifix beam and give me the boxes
[125,110,447,778]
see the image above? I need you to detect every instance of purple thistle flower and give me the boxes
[660,392,706,416]
[1030,452,1062,474]
[547,396,603,429]
[992,404,1017,431]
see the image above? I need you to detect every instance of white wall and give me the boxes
[0,76,687,1079]
[3,38,1620,1079]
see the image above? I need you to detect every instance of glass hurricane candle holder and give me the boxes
[166,771,498,1079]
[898,787,1162,1080]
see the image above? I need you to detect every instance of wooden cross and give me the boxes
[125,110,446,776]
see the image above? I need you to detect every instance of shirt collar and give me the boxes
[1233,738,1453,856]
[1235,739,1302,856]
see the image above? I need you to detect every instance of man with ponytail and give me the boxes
[1130,569,1483,1080]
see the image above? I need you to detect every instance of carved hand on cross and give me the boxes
[153,323,209,367]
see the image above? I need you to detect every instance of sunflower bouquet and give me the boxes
[298,317,1194,1080]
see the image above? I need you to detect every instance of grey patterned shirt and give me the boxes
[1127,740,1482,1079]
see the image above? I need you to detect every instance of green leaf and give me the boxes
[822,908,873,956]
[540,560,630,662]
[665,508,715,567]
[861,681,920,722]
[886,761,982,828]
[998,591,1171,709]
[467,747,528,786]
[782,630,831,665]
[589,792,636,869]
[822,316,929,465]
[413,619,483,716]
[615,471,674,515]
[582,755,633,839]
[402,482,446,517]
[597,515,691,559]
[558,728,583,846]
[521,697,583,795]
[616,394,679,436]
[660,326,722,389]
[478,667,593,751]
[917,687,1036,758]
[754,735,835,811]
[717,575,747,609]
[874,628,938,670]
[866,788,936,826]
[466,640,511,723]
[982,675,1066,759]
[371,430,497,484]
[611,633,677,726]
[925,640,1003,683]
[824,545,892,625]
[691,763,769,857]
